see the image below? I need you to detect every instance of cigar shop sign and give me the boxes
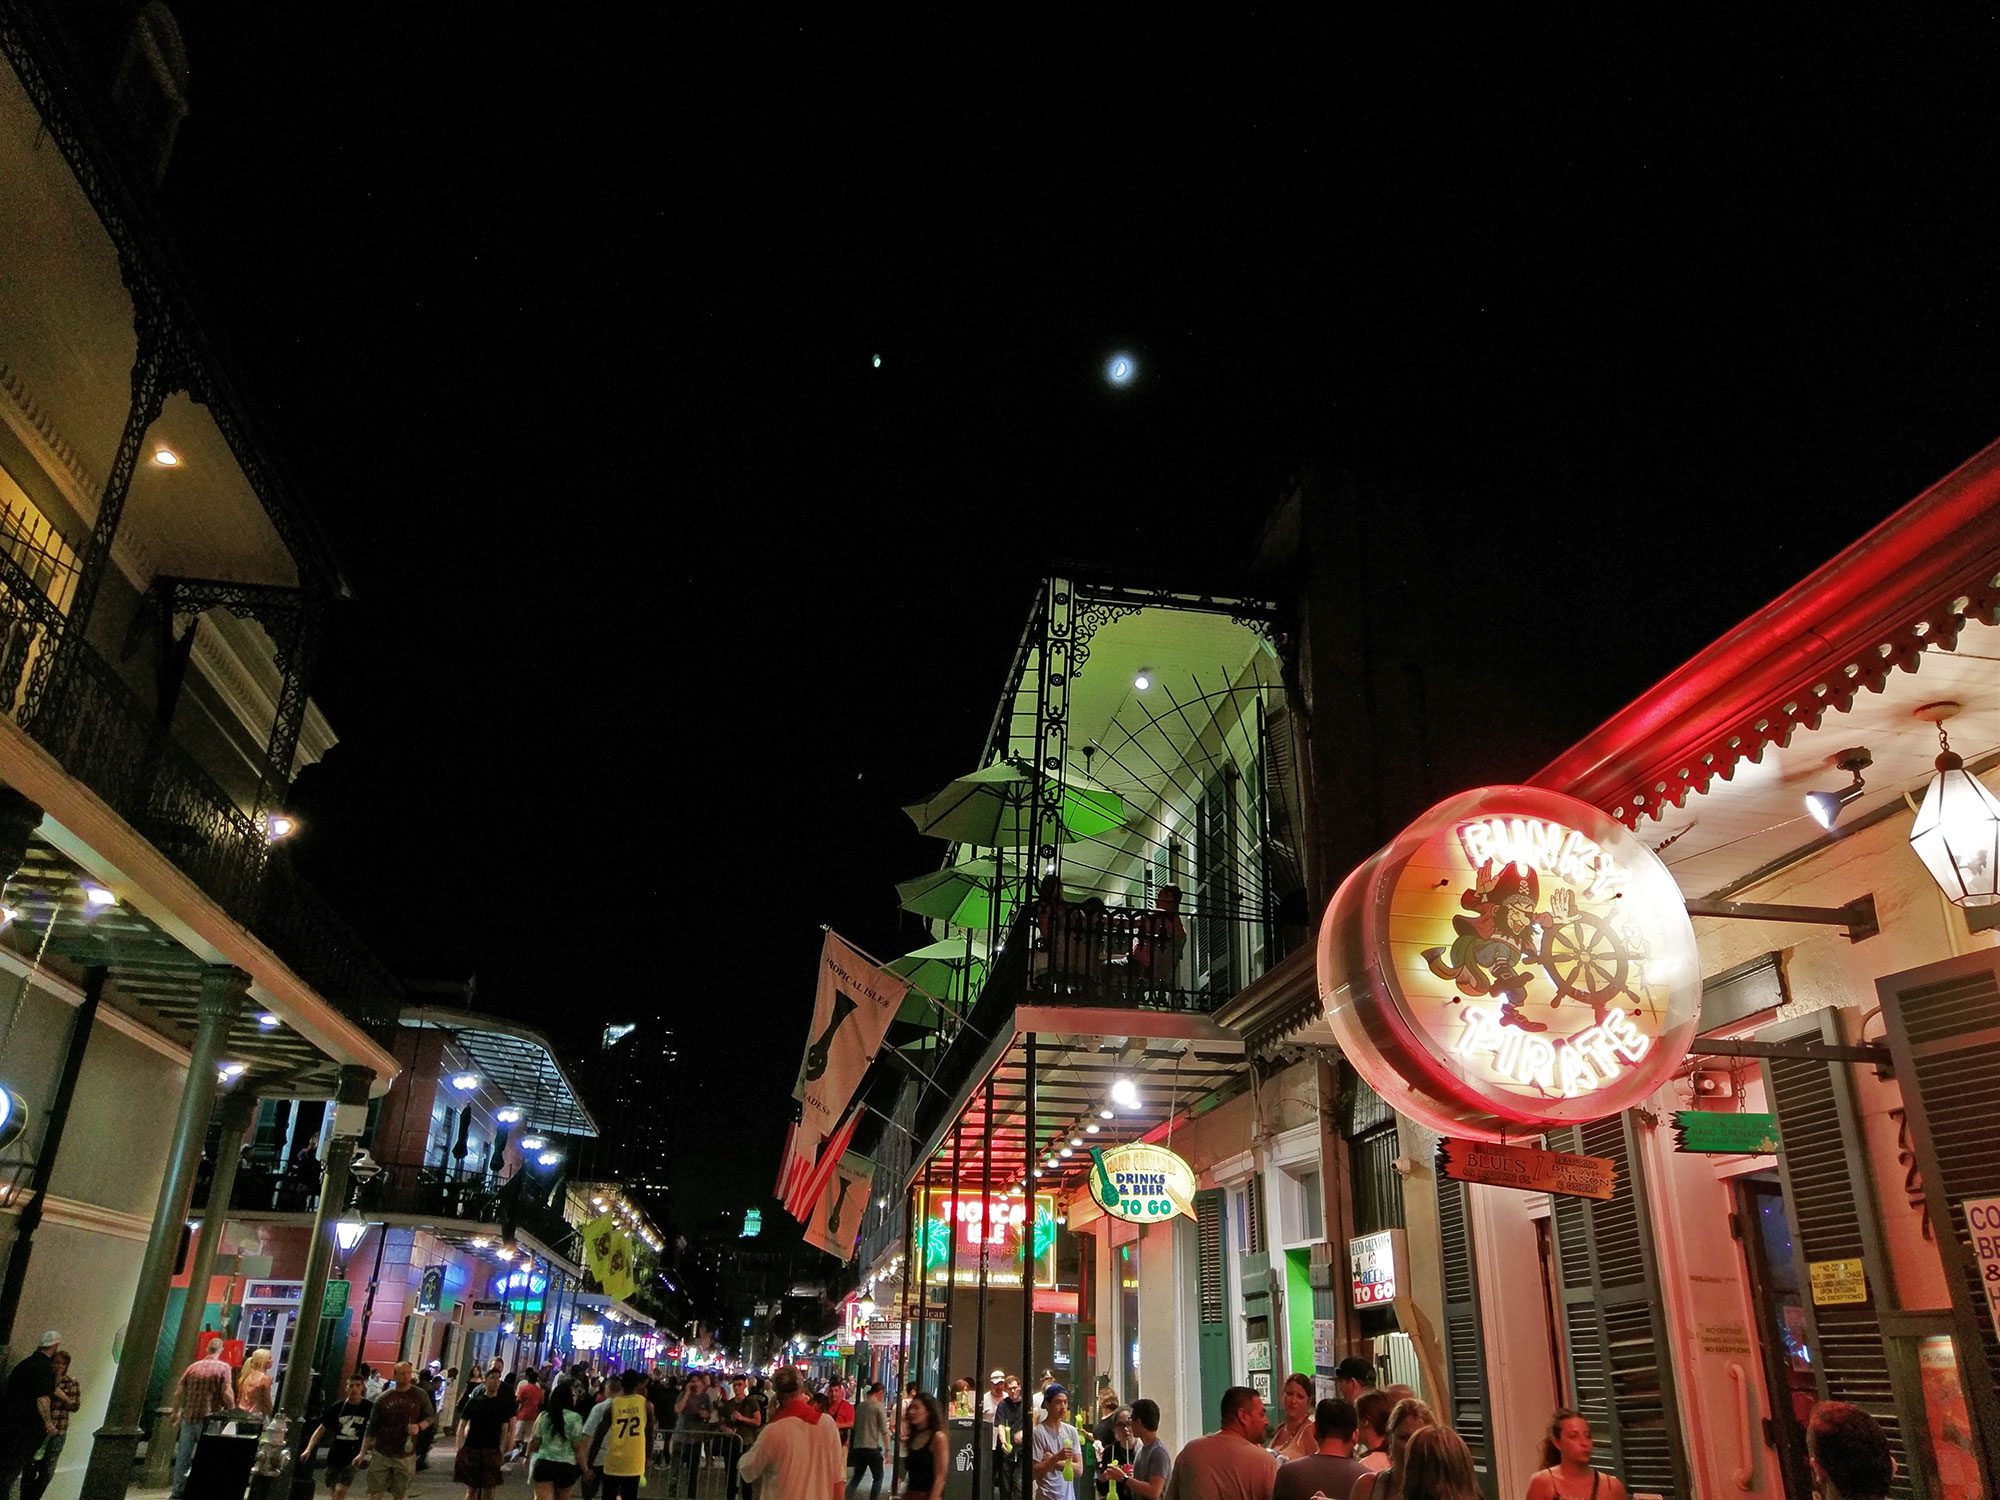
[1317,786,1701,1141]
[1088,1142,1199,1224]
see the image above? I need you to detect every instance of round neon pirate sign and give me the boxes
[1317,786,1700,1140]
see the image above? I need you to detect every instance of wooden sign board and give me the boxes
[1673,1110,1781,1154]
[1438,1137,1617,1201]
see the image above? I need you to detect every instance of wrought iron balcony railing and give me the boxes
[201,1153,577,1255]
[0,543,400,1035]
[1025,896,1280,1014]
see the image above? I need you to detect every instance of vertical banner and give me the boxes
[804,1154,876,1263]
[794,932,908,1137]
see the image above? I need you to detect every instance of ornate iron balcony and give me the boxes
[0,543,400,1037]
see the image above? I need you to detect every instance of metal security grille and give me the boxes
[1880,957,2000,1497]
[1436,1177,1496,1500]
[1763,1014,1916,1497]
[1547,1116,1690,1500]
[1350,1122,1406,1235]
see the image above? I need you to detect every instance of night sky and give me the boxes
[130,9,2000,1222]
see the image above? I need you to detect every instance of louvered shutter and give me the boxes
[1762,1011,1919,1496]
[1435,1177,1497,1500]
[1195,1188,1230,1422]
[1546,1115,1691,1500]
[1877,953,2000,1497]
[1247,1171,1269,1254]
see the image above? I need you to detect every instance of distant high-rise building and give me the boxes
[576,1016,681,1202]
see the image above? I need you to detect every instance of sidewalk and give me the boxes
[123,1435,693,1500]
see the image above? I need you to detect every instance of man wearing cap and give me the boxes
[1030,1387,1080,1500]
[983,1374,1012,1500]
[0,1333,59,1500]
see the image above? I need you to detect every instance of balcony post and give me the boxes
[278,1064,376,1430]
[32,303,181,730]
[141,1088,257,1487]
[78,964,245,1500]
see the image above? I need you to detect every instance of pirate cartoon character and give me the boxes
[1422,860,1576,1032]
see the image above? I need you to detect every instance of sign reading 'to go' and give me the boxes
[1087,1142,1198,1224]
[1318,785,1701,1142]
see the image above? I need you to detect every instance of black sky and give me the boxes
[131,9,2000,1221]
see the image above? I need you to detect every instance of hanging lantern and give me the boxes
[1910,707,2000,907]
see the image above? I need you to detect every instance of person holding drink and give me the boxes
[1031,1387,1082,1500]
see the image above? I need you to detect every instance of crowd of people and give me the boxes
[0,1334,1908,1500]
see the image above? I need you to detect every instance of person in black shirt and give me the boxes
[0,1333,59,1500]
[456,1368,518,1500]
[307,1376,376,1500]
[1093,1410,1137,1499]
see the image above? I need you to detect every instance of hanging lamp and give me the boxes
[1909,702,2000,906]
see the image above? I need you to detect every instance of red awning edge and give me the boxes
[1533,436,2000,823]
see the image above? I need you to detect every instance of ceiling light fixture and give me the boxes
[82,886,115,908]
[537,1150,562,1167]
[521,1134,548,1151]
[257,1013,280,1029]
[1085,1123,1100,1134]
[1911,702,2000,907]
[1098,1107,1114,1120]
[264,813,298,843]
[152,445,181,467]
[1805,748,1872,830]
[1110,1077,1141,1110]
[450,1072,480,1091]
[495,1107,522,1124]
[1133,668,1152,692]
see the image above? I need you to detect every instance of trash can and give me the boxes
[944,1417,990,1500]
[185,1415,262,1500]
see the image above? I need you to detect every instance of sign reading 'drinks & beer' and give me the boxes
[1318,786,1702,1141]
[1088,1142,1198,1224]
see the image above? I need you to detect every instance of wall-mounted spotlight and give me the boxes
[1805,748,1872,830]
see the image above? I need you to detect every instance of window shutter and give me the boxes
[1877,953,2000,1497]
[1546,1116,1691,1500]
[1196,1188,1230,1423]
[1435,1177,1497,1500]
[1247,1171,1269,1255]
[1762,1011,1919,1496]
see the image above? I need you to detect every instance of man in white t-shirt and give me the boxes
[1030,1388,1081,1500]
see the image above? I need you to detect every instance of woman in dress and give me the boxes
[903,1391,947,1500]
[236,1349,275,1417]
[1268,1375,1316,1462]
[527,1379,593,1500]
[1524,1410,1627,1500]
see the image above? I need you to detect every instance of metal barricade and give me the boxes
[659,1430,741,1500]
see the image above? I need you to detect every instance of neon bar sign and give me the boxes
[1318,785,1700,1140]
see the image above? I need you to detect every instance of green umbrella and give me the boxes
[886,937,989,1022]
[902,760,1125,847]
[896,858,1027,931]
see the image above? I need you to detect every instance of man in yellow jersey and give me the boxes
[582,1371,653,1500]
